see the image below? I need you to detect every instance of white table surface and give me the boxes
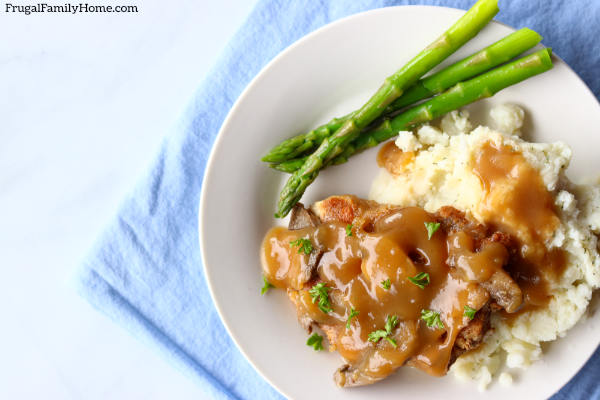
[0,1,258,398]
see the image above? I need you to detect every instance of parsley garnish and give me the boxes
[421,309,444,329]
[306,333,323,351]
[309,282,332,313]
[346,224,353,237]
[290,238,313,254]
[260,276,274,295]
[367,315,399,348]
[424,221,441,240]
[381,279,391,290]
[408,272,430,289]
[464,305,477,320]
[346,308,359,330]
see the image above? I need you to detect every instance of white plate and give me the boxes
[199,6,600,400]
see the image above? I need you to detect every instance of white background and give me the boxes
[0,0,257,398]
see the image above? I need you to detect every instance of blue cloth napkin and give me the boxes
[77,1,600,399]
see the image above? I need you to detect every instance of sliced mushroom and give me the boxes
[481,270,523,313]
[289,203,320,230]
[335,364,382,387]
[288,203,324,286]
[334,353,382,387]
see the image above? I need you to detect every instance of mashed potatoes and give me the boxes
[370,106,600,390]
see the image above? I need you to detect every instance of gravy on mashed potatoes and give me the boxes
[371,106,600,388]
[261,105,600,390]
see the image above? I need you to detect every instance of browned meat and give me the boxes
[437,208,515,253]
[313,195,400,233]
[266,196,523,387]
[436,205,487,242]
[450,303,492,365]
[437,206,523,313]
[484,231,514,248]
[311,195,380,225]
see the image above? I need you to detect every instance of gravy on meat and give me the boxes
[260,140,566,386]
[263,203,508,385]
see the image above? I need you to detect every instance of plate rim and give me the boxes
[198,5,600,399]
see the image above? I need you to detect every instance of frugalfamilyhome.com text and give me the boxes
[4,3,139,15]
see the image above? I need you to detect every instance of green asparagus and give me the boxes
[262,26,539,164]
[275,0,499,218]
[272,48,553,173]
[386,27,542,110]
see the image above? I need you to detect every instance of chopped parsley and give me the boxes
[421,309,444,329]
[424,221,441,240]
[408,272,430,289]
[381,279,391,290]
[346,224,353,237]
[289,237,313,254]
[367,315,399,348]
[346,308,359,330]
[260,276,274,295]
[464,305,477,320]
[306,333,323,351]
[309,282,332,314]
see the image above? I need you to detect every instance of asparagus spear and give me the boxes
[275,0,499,218]
[272,48,553,173]
[262,26,540,164]
[270,157,305,173]
[386,27,542,110]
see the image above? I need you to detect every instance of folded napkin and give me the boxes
[77,0,600,399]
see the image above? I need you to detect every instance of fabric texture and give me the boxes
[77,1,600,399]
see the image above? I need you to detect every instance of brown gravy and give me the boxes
[262,206,505,380]
[260,140,566,384]
[472,142,566,315]
[376,141,414,175]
